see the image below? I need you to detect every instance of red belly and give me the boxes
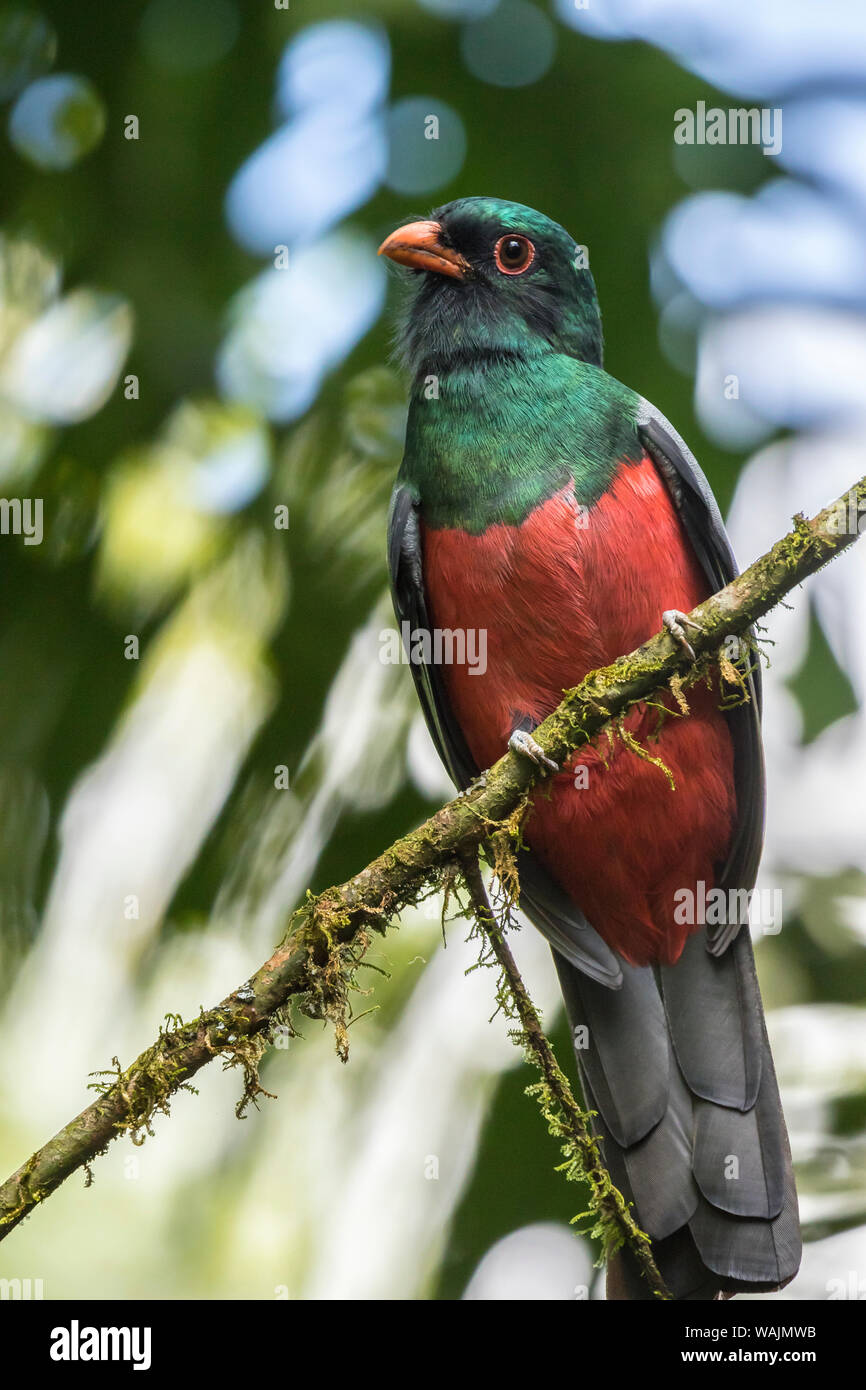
[421,456,736,965]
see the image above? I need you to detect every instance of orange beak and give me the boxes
[378,220,470,280]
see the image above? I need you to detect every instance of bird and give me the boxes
[379,196,801,1300]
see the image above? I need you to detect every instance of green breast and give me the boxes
[398,354,643,533]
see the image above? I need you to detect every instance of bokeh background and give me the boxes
[1,0,865,1300]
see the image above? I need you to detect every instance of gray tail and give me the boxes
[553,928,801,1299]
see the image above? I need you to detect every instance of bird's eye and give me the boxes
[494,234,535,275]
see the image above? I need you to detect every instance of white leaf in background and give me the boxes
[0,288,132,424]
[464,1223,595,1300]
[217,233,386,423]
[557,0,866,96]
[8,72,105,170]
[695,306,866,447]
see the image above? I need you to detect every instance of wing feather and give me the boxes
[638,406,766,955]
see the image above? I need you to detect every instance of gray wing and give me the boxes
[387,482,623,988]
[638,404,766,955]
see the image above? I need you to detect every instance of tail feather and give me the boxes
[559,955,669,1148]
[659,929,763,1110]
[553,930,801,1300]
[584,1041,699,1241]
[688,1037,801,1290]
[693,1058,787,1219]
[607,1230,722,1301]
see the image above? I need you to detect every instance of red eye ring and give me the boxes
[494,234,535,275]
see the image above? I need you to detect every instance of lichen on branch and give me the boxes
[458,850,671,1298]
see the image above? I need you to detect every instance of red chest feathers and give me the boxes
[420,456,737,966]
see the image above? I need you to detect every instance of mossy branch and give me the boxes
[1,475,864,1248]
[458,851,672,1298]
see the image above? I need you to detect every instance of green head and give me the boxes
[379,196,603,378]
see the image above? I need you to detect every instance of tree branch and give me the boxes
[458,850,672,1298]
[1,475,864,1243]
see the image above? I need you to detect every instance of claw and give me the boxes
[508,729,560,773]
[662,609,704,662]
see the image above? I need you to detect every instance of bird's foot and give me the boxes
[508,729,560,773]
[662,609,704,662]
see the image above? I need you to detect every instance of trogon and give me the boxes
[379,197,801,1300]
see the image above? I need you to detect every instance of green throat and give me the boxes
[399,352,643,533]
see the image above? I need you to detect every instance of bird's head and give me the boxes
[379,196,603,378]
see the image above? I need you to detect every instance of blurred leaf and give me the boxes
[786,601,858,745]
[8,71,105,169]
[276,365,406,589]
[97,400,270,614]
[0,287,132,423]
[0,6,56,102]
